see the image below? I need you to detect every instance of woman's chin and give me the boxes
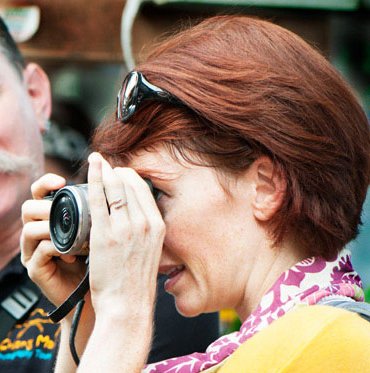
[174,297,203,318]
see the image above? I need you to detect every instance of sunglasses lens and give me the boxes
[118,71,180,123]
[120,72,139,122]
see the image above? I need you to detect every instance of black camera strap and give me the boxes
[48,266,90,323]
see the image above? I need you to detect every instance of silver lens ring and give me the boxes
[49,184,90,255]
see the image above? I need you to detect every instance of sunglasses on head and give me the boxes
[116,71,181,123]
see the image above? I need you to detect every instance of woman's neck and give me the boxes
[236,239,309,321]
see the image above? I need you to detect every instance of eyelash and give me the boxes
[152,186,165,202]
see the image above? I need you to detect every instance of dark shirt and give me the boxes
[0,255,59,373]
[0,257,219,371]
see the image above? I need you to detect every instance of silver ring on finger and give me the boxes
[109,198,128,210]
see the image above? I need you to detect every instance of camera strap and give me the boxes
[48,266,90,323]
[318,297,370,322]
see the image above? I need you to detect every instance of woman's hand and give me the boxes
[75,153,165,372]
[20,173,87,308]
[87,152,166,319]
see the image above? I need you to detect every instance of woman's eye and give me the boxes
[152,187,164,201]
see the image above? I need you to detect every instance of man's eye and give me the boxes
[152,187,164,201]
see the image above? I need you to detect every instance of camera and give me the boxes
[48,180,155,255]
[48,184,90,255]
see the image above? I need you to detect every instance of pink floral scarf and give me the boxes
[144,249,363,372]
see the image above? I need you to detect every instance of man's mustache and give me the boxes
[0,150,36,175]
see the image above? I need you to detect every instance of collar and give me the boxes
[145,249,363,373]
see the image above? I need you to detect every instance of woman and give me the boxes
[21,15,370,372]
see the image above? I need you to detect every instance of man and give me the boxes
[0,17,219,372]
[0,17,58,373]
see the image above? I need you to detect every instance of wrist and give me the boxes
[78,308,152,372]
[93,293,155,322]
[95,305,153,329]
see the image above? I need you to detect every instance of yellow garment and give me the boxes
[213,305,370,373]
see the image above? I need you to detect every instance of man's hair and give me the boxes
[0,17,25,77]
[93,15,370,260]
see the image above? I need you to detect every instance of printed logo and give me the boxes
[0,308,60,361]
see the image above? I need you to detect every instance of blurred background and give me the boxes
[1,0,369,330]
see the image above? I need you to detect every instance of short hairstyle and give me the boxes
[93,15,370,260]
[0,17,25,77]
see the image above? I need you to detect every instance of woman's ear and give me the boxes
[23,63,52,132]
[251,157,286,222]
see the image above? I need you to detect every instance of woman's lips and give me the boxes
[160,265,185,292]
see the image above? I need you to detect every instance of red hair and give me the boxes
[93,15,370,259]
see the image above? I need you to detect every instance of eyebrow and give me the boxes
[135,168,180,182]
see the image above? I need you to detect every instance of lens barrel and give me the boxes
[49,184,90,255]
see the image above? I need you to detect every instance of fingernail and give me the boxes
[46,174,66,187]
[52,175,66,185]
[88,152,101,163]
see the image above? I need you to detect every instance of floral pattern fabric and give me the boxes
[143,249,363,373]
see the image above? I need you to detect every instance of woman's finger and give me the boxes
[22,199,52,224]
[100,156,129,225]
[26,239,62,277]
[112,168,149,233]
[60,254,77,264]
[21,220,51,263]
[31,173,66,199]
[88,153,109,226]
[115,168,163,227]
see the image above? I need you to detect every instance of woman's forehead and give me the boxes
[128,145,184,177]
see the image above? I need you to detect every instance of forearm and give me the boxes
[78,309,153,373]
[55,298,96,373]
[55,319,77,373]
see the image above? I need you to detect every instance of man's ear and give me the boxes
[251,157,286,222]
[23,63,51,132]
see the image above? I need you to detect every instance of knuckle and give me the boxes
[114,166,128,176]
[21,199,34,220]
[20,230,25,248]
[120,222,133,240]
[151,219,166,237]
[132,216,148,233]
[115,167,138,183]
[126,168,139,178]
[21,201,29,222]
[120,167,136,175]
[106,235,121,247]
[20,248,27,266]
[111,220,132,241]
[30,181,39,197]
[27,265,37,281]
[22,222,32,237]
[38,240,49,250]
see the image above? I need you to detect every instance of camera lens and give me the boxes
[50,191,79,252]
[49,184,90,255]
[60,206,72,233]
